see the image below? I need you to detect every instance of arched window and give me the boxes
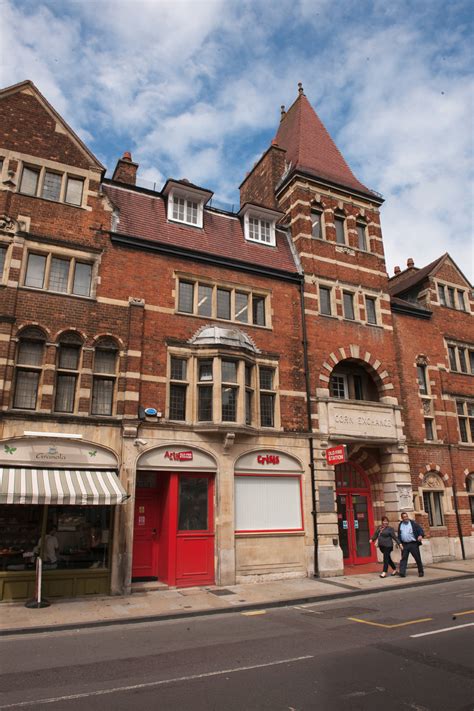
[54,332,83,413]
[13,327,46,410]
[467,473,474,524]
[91,338,118,415]
[329,360,379,402]
[422,472,444,527]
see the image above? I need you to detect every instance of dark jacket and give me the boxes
[398,519,424,545]
[371,525,400,549]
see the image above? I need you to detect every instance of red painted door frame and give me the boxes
[336,462,376,565]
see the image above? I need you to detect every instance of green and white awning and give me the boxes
[0,468,128,506]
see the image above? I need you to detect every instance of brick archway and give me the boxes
[319,345,395,398]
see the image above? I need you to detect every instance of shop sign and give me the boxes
[164,450,193,462]
[257,454,280,466]
[325,445,348,465]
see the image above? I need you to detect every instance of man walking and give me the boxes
[398,512,424,577]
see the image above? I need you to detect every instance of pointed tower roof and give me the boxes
[275,83,376,198]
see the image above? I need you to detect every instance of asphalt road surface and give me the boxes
[0,579,473,711]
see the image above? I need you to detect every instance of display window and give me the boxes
[0,505,112,572]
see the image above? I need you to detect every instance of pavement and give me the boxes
[1,558,473,636]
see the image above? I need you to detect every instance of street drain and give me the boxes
[207,588,237,596]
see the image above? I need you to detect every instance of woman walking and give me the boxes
[370,516,400,577]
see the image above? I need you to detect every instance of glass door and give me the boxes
[350,494,372,562]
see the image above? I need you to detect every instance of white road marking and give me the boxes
[410,622,474,638]
[0,655,314,709]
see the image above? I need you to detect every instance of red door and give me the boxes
[173,473,215,587]
[336,462,376,565]
[132,489,160,579]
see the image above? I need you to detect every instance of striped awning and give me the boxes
[0,468,129,506]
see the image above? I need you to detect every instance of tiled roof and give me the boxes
[388,255,445,296]
[103,183,299,276]
[275,92,375,197]
[390,295,432,316]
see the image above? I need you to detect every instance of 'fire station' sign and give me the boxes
[325,444,348,465]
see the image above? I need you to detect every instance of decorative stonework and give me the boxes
[397,484,413,510]
[423,472,443,489]
[0,214,25,234]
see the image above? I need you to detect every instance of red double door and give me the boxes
[132,472,215,587]
[335,462,376,565]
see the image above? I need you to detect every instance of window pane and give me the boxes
[217,288,231,319]
[13,371,39,409]
[245,364,253,387]
[261,221,271,243]
[459,417,468,442]
[417,365,428,394]
[448,346,457,371]
[222,386,237,421]
[170,357,187,380]
[353,375,363,400]
[245,389,253,425]
[447,287,455,308]
[366,297,377,324]
[94,348,116,374]
[199,360,213,382]
[20,167,39,196]
[178,477,208,531]
[470,351,474,375]
[311,211,322,239]
[54,374,76,413]
[424,419,434,440]
[73,262,92,296]
[91,378,114,415]
[178,281,194,313]
[252,295,265,326]
[25,254,46,288]
[458,349,467,373]
[41,171,62,201]
[457,290,466,311]
[343,292,355,320]
[235,292,249,323]
[18,340,43,366]
[437,285,446,306]
[423,492,432,526]
[469,495,474,524]
[198,385,213,421]
[186,201,198,225]
[259,367,273,390]
[172,196,185,221]
[320,287,331,315]
[222,360,237,382]
[249,217,259,241]
[0,246,6,276]
[356,223,367,250]
[58,345,80,370]
[335,216,345,244]
[433,492,444,526]
[235,476,302,531]
[197,284,212,316]
[169,384,186,420]
[65,177,83,206]
[260,393,274,427]
[49,258,70,292]
[330,374,346,399]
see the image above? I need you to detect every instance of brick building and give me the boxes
[0,80,472,600]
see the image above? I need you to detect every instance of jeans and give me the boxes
[381,547,396,573]
[399,541,423,575]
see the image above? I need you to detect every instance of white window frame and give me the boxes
[244,212,276,246]
[234,474,303,533]
[167,189,204,228]
[329,373,348,399]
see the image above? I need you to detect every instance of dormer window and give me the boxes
[162,179,213,229]
[239,203,282,247]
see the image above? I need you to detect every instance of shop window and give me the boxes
[235,475,302,532]
[334,214,346,245]
[24,251,93,297]
[176,277,268,327]
[423,490,444,527]
[365,296,377,325]
[54,334,82,413]
[19,164,84,206]
[319,286,332,316]
[91,338,118,416]
[329,362,379,402]
[13,328,46,410]
[259,366,275,427]
[356,220,368,251]
[169,357,188,421]
[0,505,112,572]
[311,208,324,239]
[456,400,474,443]
[343,291,355,320]
[467,474,474,524]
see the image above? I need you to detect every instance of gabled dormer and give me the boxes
[162,179,213,229]
[238,203,283,247]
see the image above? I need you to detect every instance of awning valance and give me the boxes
[0,468,129,506]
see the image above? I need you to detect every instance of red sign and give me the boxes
[164,450,193,462]
[257,454,280,465]
[325,445,347,465]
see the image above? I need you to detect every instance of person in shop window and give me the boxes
[369,516,400,578]
[37,527,60,567]
[397,512,424,577]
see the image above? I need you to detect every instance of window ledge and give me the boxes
[235,530,305,538]
[167,217,202,229]
[19,286,95,302]
[17,192,86,210]
[175,311,271,330]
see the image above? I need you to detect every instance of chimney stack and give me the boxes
[394,266,401,275]
[112,151,138,186]
[407,257,415,268]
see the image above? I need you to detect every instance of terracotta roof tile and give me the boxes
[104,184,299,276]
[275,93,374,196]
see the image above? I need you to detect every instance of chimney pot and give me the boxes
[298,82,304,95]
[122,151,132,161]
[394,266,401,274]
[407,257,415,268]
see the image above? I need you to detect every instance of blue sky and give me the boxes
[1,0,473,280]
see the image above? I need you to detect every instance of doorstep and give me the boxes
[131,580,169,593]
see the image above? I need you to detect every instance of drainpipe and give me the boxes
[448,444,466,560]
[299,276,319,577]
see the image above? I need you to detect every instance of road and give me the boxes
[0,578,473,710]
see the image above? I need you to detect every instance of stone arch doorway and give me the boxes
[335,462,376,565]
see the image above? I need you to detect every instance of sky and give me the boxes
[1,0,473,281]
